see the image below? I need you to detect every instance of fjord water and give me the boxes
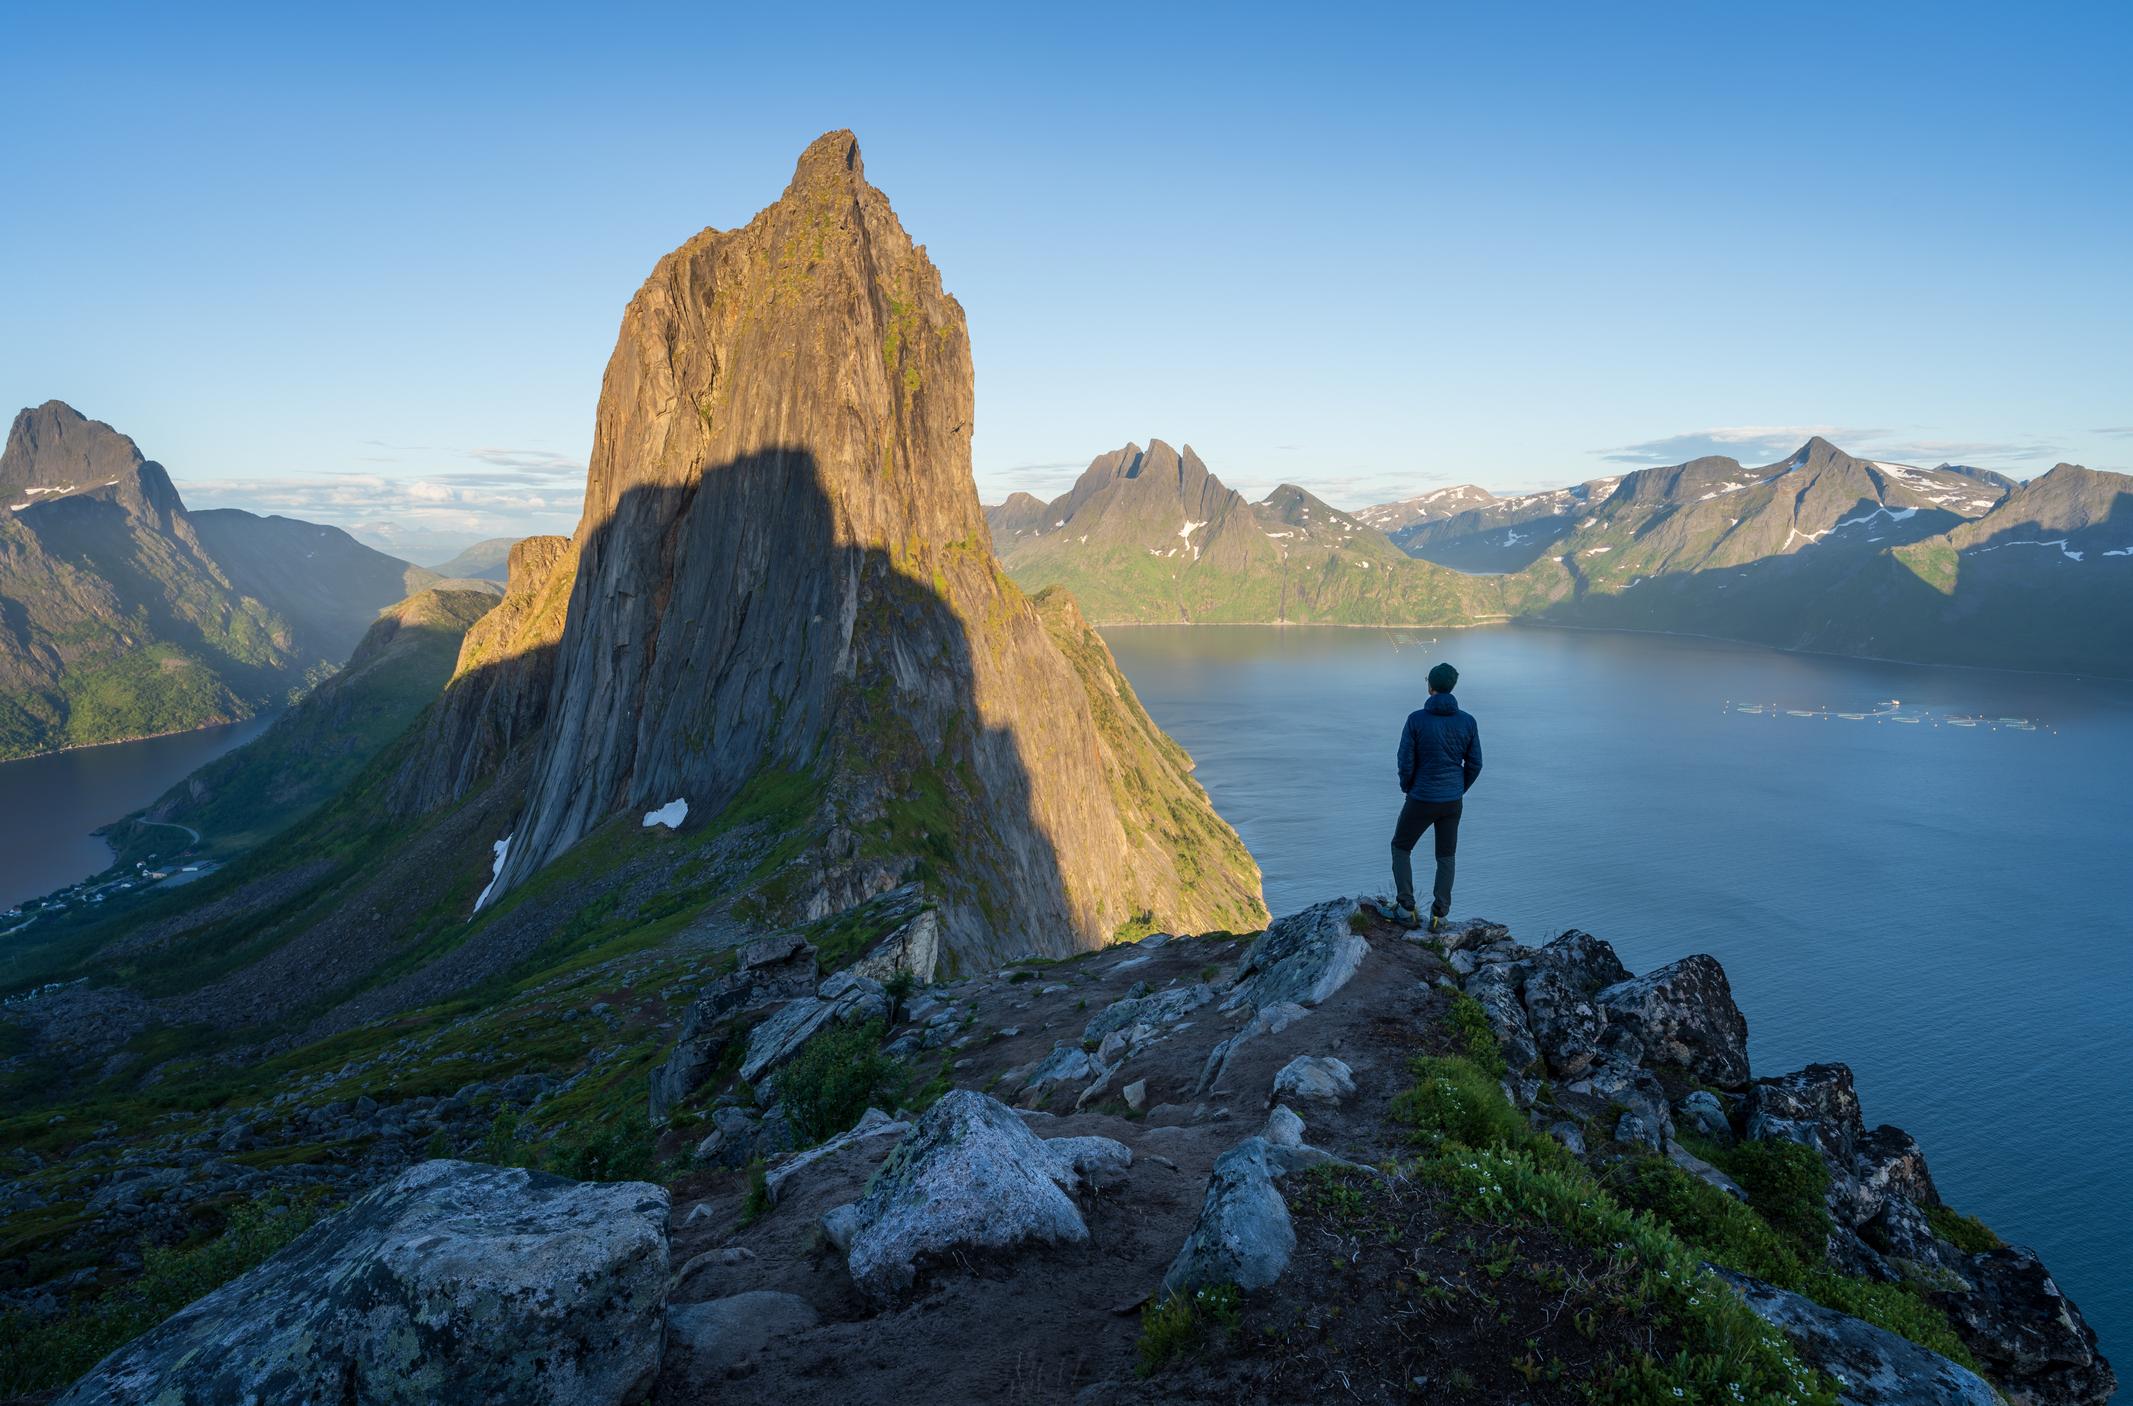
[0,715,275,910]
[1105,623,2132,1368]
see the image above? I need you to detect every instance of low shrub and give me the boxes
[1137,1282,1240,1375]
[1715,1138,1831,1260]
[780,1019,907,1144]
[1442,992,1507,1079]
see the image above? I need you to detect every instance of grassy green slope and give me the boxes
[102,588,500,865]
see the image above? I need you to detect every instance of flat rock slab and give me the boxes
[1269,1055,1355,1105]
[1225,898,1367,1014]
[1712,1266,1998,1405]
[58,1159,668,1406]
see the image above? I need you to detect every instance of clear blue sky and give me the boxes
[4,1,2128,558]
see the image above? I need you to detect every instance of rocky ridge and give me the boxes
[39,898,2111,1405]
[0,401,435,757]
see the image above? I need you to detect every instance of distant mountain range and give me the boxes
[424,538,518,582]
[989,437,2132,676]
[987,440,1499,625]
[0,401,479,759]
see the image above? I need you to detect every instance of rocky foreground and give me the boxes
[44,900,2112,1406]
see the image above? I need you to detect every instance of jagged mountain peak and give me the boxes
[473,135,1263,958]
[3,400,150,494]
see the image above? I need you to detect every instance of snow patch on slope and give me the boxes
[473,835,513,913]
[643,798,689,829]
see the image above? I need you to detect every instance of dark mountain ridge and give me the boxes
[0,402,436,757]
[988,439,1501,625]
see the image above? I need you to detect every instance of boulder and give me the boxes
[1225,899,1369,1013]
[1536,929,1631,991]
[1463,962,1540,1090]
[1675,1089,1734,1144]
[1268,1055,1355,1105]
[738,973,889,1085]
[1711,1266,1999,1405]
[1745,1063,1864,1164]
[1160,1125,1371,1300]
[1594,954,1751,1089]
[57,1161,667,1406]
[666,1290,819,1385]
[1018,1044,1103,1105]
[850,908,941,985]
[1520,963,1609,1077]
[822,1090,1125,1300]
[1158,1137,1297,1298]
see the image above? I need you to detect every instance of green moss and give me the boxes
[1925,1203,2001,1254]
[0,1195,319,1396]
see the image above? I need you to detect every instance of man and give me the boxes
[1392,660,1482,932]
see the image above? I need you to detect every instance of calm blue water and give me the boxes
[1104,623,2132,1373]
[0,716,276,909]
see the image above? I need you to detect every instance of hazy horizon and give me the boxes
[7,2,2128,554]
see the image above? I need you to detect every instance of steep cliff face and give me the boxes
[481,133,1263,959]
[387,535,575,815]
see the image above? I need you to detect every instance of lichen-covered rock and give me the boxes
[1462,962,1540,1089]
[1942,1245,2118,1406]
[1711,1266,1999,1405]
[1160,1127,1367,1300]
[1675,1089,1734,1144]
[739,973,888,1086]
[57,1160,667,1406]
[850,908,941,984]
[1594,954,1751,1089]
[1159,1137,1296,1298]
[822,1090,1123,1300]
[1225,899,1368,1013]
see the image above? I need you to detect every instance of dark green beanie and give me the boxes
[1428,661,1459,693]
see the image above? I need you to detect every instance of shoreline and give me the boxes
[0,714,262,768]
[1090,616,2126,686]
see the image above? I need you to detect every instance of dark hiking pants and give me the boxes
[1391,796,1462,917]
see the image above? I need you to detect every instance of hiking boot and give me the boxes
[1391,902,1422,930]
[1428,912,1449,934]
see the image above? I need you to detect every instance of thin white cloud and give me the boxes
[469,448,586,473]
[1595,425,2063,470]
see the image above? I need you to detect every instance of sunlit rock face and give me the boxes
[470,131,1261,963]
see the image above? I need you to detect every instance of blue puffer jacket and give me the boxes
[1398,693,1483,802]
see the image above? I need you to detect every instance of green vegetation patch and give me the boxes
[0,1195,320,1397]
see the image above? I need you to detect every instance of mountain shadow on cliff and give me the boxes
[0,455,1086,1060]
